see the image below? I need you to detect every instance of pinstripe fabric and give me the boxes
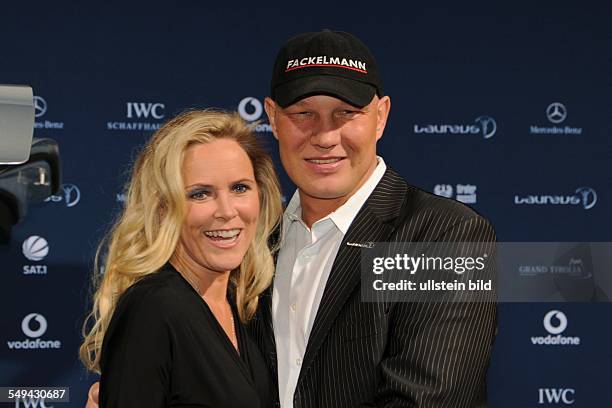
[250,167,497,408]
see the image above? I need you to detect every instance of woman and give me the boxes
[80,110,283,407]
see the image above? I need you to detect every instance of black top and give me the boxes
[99,263,272,407]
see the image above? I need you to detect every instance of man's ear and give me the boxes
[375,96,391,141]
[264,97,279,140]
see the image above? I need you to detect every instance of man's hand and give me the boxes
[85,382,99,408]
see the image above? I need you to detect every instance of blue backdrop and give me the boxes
[1,2,611,406]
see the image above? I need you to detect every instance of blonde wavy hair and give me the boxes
[80,110,282,373]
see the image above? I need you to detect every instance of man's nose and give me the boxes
[310,118,341,150]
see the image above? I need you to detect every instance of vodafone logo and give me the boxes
[531,309,579,346]
[22,313,48,338]
[543,310,567,335]
[238,97,263,122]
[7,314,61,350]
[237,97,272,133]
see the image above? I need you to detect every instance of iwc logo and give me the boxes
[107,101,166,132]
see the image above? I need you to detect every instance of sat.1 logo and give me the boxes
[22,235,49,275]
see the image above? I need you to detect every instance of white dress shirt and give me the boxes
[272,157,387,408]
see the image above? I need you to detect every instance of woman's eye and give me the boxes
[188,190,209,200]
[233,183,250,194]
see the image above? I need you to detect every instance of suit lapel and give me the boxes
[299,168,409,381]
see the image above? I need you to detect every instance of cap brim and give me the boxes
[273,76,376,108]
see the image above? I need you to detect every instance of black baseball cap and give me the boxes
[270,30,383,108]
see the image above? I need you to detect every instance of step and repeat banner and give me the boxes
[1,3,611,407]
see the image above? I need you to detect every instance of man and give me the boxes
[88,30,496,407]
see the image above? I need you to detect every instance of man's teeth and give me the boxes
[204,229,240,238]
[308,158,342,164]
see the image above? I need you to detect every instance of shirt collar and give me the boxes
[282,157,387,235]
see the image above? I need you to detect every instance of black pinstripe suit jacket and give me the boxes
[250,167,497,408]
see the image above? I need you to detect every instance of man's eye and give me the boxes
[233,183,250,193]
[188,190,209,200]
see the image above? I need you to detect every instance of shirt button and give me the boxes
[291,303,297,311]
[296,358,302,366]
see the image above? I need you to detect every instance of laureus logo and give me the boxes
[413,115,497,139]
[44,183,81,207]
[474,116,497,139]
[575,187,597,210]
[22,236,49,261]
[514,187,597,210]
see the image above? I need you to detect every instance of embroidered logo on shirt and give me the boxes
[346,241,375,249]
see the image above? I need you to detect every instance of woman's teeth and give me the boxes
[204,229,240,239]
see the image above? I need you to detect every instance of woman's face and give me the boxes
[176,139,260,274]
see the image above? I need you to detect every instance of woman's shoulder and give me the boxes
[101,266,183,369]
[115,264,188,316]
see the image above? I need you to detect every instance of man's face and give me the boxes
[265,94,390,204]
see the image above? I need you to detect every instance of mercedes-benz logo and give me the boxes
[238,97,263,122]
[33,96,47,118]
[546,102,566,124]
